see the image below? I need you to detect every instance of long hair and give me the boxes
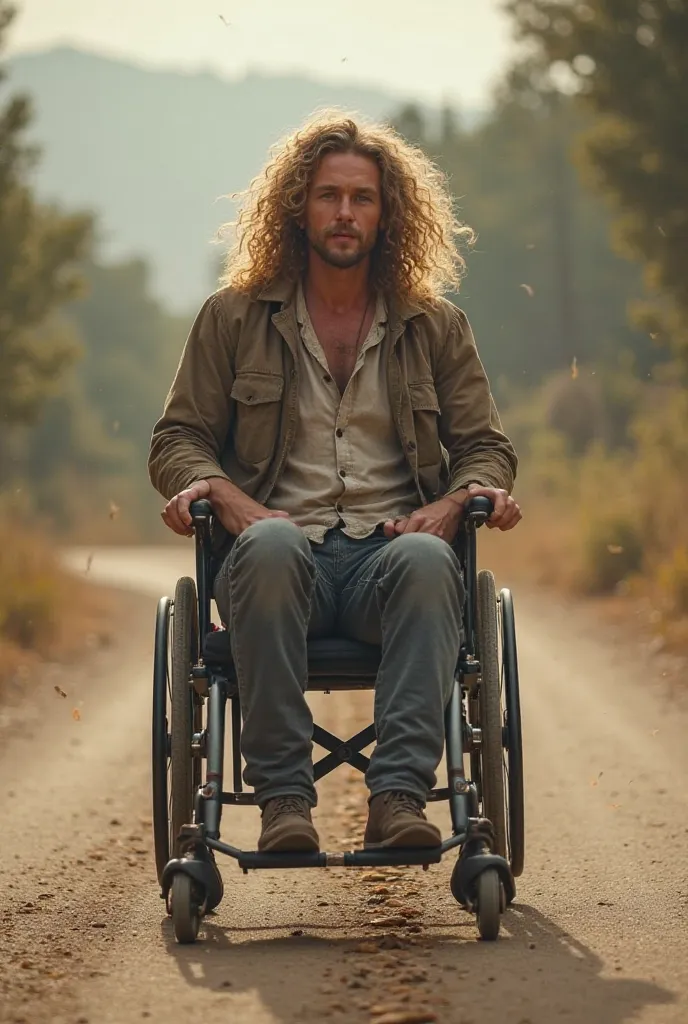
[220,110,474,306]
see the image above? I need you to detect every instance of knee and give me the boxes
[232,517,312,575]
[387,534,462,595]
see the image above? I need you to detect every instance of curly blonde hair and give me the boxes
[220,110,474,306]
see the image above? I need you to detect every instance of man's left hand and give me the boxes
[383,484,521,542]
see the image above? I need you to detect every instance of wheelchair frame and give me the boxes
[152,496,524,943]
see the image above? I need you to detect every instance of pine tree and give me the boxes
[0,1,92,443]
[505,0,688,362]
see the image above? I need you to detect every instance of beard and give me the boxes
[307,228,378,269]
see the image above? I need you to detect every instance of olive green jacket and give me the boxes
[148,279,517,539]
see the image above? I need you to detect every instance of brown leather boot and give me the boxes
[258,796,320,852]
[364,792,442,848]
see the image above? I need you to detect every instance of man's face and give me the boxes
[303,151,383,270]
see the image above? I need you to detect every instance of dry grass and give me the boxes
[0,519,113,696]
[482,395,688,667]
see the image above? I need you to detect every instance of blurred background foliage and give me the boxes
[1,0,688,667]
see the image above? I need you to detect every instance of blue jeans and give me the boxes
[213,519,465,807]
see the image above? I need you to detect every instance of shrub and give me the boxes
[577,510,644,594]
[656,546,688,617]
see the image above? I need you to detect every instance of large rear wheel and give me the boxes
[500,588,525,877]
[475,570,508,859]
[170,577,201,858]
[152,597,172,883]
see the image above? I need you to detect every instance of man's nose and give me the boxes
[336,196,354,221]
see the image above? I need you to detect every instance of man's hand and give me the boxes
[465,484,521,531]
[383,484,521,542]
[161,477,290,537]
[383,495,463,543]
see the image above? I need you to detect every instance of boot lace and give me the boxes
[272,795,307,816]
[385,791,424,817]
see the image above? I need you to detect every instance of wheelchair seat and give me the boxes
[203,630,380,690]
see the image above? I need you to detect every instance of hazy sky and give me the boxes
[8,0,518,107]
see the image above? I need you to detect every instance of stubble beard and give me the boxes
[308,231,377,270]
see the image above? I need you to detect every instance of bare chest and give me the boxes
[309,307,376,394]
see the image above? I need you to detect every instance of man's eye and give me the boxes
[356,195,372,203]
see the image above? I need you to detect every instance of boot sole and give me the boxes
[364,824,442,849]
[258,830,320,853]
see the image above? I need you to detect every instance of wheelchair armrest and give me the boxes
[464,496,494,526]
[190,499,214,519]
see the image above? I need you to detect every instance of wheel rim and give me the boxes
[166,608,174,859]
[498,599,512,866]
[499,588,525,878]
[152,597,173,883]
[170,578,201,856]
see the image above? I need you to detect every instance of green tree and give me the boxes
[505,0,688,364]
[22,256,190,535]
[0,2,91,452]
[393,90,650,390]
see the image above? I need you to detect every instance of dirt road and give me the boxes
[2,546,687,1024]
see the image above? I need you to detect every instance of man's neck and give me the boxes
[304,256,372,315]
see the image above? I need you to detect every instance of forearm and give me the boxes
[446,443,516,496]
[148,426,230,501]
[148,292,236,501]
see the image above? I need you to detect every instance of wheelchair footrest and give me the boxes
[205,837,443,870]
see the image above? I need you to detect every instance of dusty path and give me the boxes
[1,545,687,1024]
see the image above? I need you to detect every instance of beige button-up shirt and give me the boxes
[266,284,420,543]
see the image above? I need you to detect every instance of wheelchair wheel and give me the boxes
[475,570,508,859]
[171,872,201,944]
[476,868,501,941]
[152,596,172,883]
[170,577,202,858]
[500,588,525,877]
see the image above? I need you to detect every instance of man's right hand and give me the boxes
[161,477,290,537]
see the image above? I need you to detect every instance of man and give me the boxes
[149,112,520,855]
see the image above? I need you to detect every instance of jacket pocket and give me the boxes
[408,379,441,468]
[230,371,284,464]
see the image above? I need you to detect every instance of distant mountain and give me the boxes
[8,47,440,311]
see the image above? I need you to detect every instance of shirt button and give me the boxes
[407,440,416,451]
[339,469,347,478]
[323,374,333,384]
[336,428,344,438]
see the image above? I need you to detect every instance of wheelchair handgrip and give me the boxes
[465,495,494,524]
[190,499,214,519]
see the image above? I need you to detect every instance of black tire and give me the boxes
[476,868,501,941]
[500,588,525,878]
[152,597,172,884]
[476,570,507,859]
[170,577,200,858]
[171,872,200,944]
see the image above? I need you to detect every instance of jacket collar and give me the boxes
[257,276,426,325]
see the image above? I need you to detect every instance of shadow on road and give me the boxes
[160,900,674,1024]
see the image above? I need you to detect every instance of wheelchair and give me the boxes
[151,496,524,944]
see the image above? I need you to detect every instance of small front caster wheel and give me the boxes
[171,873,200,944]
[476,868,501,941]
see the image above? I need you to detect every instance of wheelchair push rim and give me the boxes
[474,570,525,878]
